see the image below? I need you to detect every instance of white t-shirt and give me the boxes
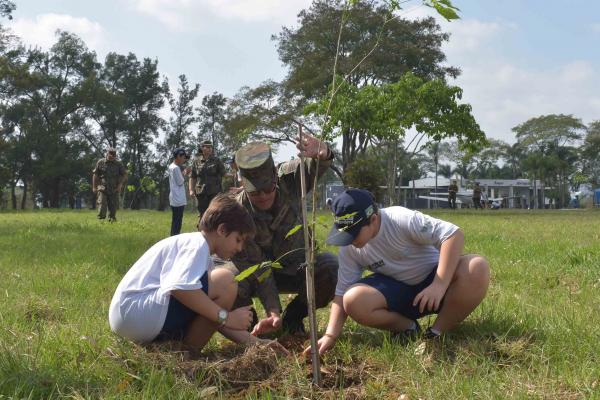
[108,232,212,342]
[168,162,186,207]
[335,207,459,296]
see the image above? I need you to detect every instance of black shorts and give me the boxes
[356,266,443,321]
[154,272,209,341]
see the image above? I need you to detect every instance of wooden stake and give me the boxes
[298,124,321,386]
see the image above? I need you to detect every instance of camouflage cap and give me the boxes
[200,140,213,148]
[235,142,275,192]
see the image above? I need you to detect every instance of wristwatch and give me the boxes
[217,309,228,327]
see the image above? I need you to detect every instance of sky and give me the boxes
[5,0,600,161]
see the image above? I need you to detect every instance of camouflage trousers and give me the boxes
[97,191,118,220]
[195,192,218,217]
[218,252,339,326]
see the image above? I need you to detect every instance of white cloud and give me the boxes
[397,5,599,142]
[126,0,311,31]
[8,14,106,53]
[591,23,600,33]
[452,59,600,142]
[400,4,514,58]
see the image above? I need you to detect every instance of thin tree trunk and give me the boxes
[21,181,27,209]
[10,181,16,210]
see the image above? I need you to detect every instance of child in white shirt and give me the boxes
[304,189,490,356]
[110,195,278,350]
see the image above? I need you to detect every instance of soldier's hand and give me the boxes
[92,187,97,194]
[296,132,330,160]
[189,189,195,197]
[226,305,254,330]
[251,313,282,336]
[117,185,122,193]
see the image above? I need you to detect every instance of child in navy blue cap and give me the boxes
[303,188,490,356]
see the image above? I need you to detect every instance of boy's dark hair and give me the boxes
[198,194,256,237]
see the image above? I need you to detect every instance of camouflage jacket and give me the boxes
[232,155,333,313]
[473,186,482,198]
[448,184,458,195]
[191,154,225,195]
[93,158,126,194]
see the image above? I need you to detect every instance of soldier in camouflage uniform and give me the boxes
[188,140,226,218]
[226,135,339,335]
[448,180,458,209]
[92,148,127,222]
[472,182,482,209]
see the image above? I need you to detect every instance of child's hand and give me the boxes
[251,313,282,336]
[413,281,447,314]
[302,334,336,357]
[226,306,254,330]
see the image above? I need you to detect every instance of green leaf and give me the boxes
[234,263,260,282]
[285,224,303,239]
[271,262,283,269]
[426,0,460,21]
[257,268,272,283]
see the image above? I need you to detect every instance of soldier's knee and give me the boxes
[315,252,339,275]
[314,253,339,307]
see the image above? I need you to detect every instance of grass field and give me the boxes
[1,209,599,399]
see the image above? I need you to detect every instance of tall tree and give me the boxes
[87,52,136,150]
[310,72,485,201]
[275,0,459,99]
[513,114,586,208]
[580,120,600,187]
[165,74,199,153]
[197,92,227,155]
[4,32,99,207]
[119,56,168,209]
[154,74,199,210]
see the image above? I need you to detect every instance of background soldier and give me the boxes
[448,179,458,209]
[227,134,339,335]
[189,140,225,218]
[472,182,482,209]
[92,148,127,222]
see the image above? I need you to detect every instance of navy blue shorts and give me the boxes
[356,266,443,321]
[154,272,209,342]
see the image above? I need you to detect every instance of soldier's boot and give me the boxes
[282,296,308,335]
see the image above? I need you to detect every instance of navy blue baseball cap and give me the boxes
[172,148,189,159]
[326,189,376,246]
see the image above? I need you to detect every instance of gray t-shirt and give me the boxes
[335,207,459,296]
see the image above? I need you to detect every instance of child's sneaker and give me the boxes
[391,320,421,343]
[422,327,441,340]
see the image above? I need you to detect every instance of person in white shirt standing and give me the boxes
[169,148,190,236]
[304,189,490,356]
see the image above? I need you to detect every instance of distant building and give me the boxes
[399,177,549,209]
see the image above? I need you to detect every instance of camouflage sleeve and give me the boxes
[92,159,102,176]
[231,240,283,313]
[118,162,127,177]
[191,159,198,179]
[217,158,226,178]
[278,152,333,195]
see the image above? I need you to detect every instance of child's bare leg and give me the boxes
[431,254,490,332]
[184,268,237,349]
[343,284,414,332]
